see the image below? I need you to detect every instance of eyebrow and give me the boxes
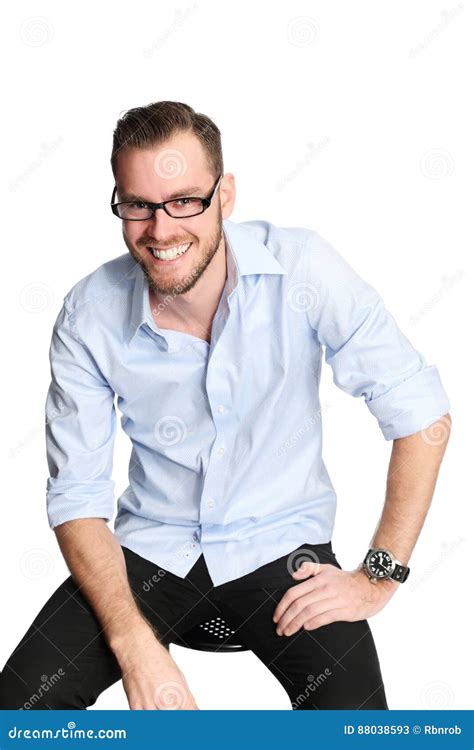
[119,186,203,202]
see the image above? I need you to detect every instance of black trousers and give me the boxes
[0,541,388,710]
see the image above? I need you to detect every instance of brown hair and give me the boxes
[111,100,223,179]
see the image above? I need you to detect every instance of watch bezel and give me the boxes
[365,548,395,580]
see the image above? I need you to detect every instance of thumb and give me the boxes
[293,562,314,576]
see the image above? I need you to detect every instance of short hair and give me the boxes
[111,100,223,180]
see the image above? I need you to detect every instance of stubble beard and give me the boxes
[124,212,224,298]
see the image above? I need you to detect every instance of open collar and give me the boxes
[127,218,286,345]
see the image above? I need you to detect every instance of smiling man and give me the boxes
[0,101,451,711]
[113,128,230,344]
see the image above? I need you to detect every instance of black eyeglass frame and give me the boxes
[110,174,223,220]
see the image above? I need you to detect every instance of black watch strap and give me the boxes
[391,563,410,583]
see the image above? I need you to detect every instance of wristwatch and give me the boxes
[362,548,410,584]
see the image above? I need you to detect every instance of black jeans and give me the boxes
[0,541,388,710]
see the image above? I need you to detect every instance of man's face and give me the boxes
[114,131,233,298]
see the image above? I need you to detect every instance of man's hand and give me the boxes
[115,625,199,710]
[272,562,399,636]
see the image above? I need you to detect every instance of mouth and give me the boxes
[146,242,192,264]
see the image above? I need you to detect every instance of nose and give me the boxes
[146,207,181,238]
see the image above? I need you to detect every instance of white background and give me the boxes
[1,0,472,710]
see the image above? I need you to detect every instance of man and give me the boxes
[0,101,451,710]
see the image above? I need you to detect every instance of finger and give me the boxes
[291,561,323,579]
[273,576,329,623]
[303,606,348,631]
[277,597,341,636]
[276,589,331,633]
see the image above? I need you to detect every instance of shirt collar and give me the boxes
[127,218,286,345]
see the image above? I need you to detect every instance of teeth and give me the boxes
[149,242,191,260]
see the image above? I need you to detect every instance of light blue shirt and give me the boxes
[45,219,450,585]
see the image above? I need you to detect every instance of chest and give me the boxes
[151,312,212,345]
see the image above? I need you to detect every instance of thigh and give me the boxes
[122,546,223,649]
[214,542,389,710]
[0,547,217,709]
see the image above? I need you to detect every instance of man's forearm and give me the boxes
[53,518,198,709]
[369,413,452,566]
[54,518,165,659]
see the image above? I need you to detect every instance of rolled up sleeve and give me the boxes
[45,300,117,528]
[304,234,450,440]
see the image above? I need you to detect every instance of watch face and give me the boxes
[367,550,394,579]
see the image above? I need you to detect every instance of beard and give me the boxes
[123,206,224,298]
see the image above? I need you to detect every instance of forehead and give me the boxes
[114,131,212,201]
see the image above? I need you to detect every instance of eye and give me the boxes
[130,200,147,209]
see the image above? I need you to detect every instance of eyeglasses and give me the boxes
[110,174,223,220]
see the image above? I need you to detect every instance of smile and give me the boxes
[147,242,192,261]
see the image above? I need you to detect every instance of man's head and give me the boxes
[111,101,235,298]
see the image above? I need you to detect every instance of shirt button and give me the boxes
[217,405,225,414]
[192,531,199,541]
[217,446,225,456]
[206,499,215,508]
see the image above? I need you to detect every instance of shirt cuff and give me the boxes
[365,365,451,440]
[46,478,115,529]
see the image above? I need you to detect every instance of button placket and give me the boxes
[199,290,238,528]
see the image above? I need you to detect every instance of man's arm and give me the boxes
[368,412,452,565]
[55,517,199,709]
[273,413,452,635]
[54,518,155,649]
[45,303,198,708]
[274,232,452,635]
